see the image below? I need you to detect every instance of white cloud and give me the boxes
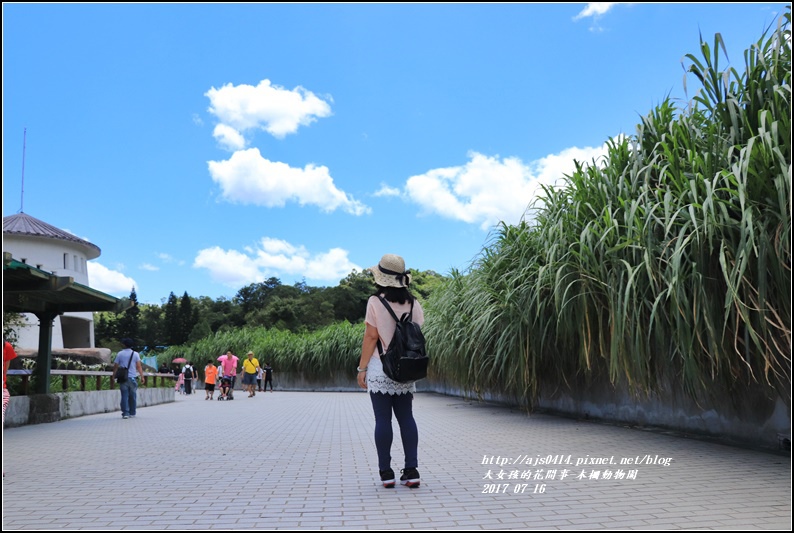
[87,262,137,296]
[573,2,627,31]
[205,79,332,145]
[303,248,360,280]
[257,237,302,256]
[213,124,246,151]
[530,144,611,186]
[403,143,611,230]
[140,263,159,271]
[194,238,361,288]
[208,147,370,215]
[193,247,264,288]
[156,253,185,266]
[155,252,185,266]
[373,184,402,197]
[573,3,618,20]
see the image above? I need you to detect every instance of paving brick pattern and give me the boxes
[2,391,791,530]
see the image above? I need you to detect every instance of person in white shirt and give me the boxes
[182,363,196,395]
[112,338,145,419]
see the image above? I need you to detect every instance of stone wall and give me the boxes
[5,387,174,427]
[221,372,790,451]
[422,375,790,453]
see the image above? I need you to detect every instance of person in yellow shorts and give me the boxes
[242,351,260,397]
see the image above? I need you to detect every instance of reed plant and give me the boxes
[163,321,365,380]
[424,9,791,409]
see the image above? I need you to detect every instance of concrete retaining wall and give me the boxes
[423,375,790,453]
[213,372,789,451]
[5,388,174,428]
[532,387,790,452]
[243,372,789,450]
[257,371,360,392]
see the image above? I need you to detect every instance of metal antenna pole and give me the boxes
[20,127,27,213]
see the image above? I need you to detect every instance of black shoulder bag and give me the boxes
[115,350,134,383]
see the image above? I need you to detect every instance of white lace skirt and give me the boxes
[366,354,416,395]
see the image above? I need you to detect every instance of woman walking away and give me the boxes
[357,254,425,488]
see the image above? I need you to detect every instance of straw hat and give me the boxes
[370,254,412,288]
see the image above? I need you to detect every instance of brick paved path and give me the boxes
[2,391,791,529]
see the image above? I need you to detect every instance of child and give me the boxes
[175,372,184,394]
[219,375,232,400]
[204,359,219,400]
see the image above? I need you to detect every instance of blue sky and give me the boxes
[3,3,788,305]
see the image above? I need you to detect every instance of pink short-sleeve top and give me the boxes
[364,295,425,395]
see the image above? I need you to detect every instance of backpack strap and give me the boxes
[377,296,414,321]
[375,296,415,355]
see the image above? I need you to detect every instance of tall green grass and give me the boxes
[424,10,791,408]
[163,321,365,379]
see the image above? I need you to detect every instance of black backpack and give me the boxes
[376,296,428,383]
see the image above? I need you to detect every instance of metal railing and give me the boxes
[6,370,177,395]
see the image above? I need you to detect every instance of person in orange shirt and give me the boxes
[204,359,219,400]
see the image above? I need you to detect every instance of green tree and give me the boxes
[235,277,281,315]
[3,312,26,346]
[410,269,447,302]
[297,294,336,331]
[94,311,119,348]
[187,318,212,344]
[263,297,300,331]
[328,269,373,323]
[178,291,198,345]
[139,304,165,350]
[116,287,140,342]
[136,262,448,345]
[163,292,180,345]
[207,296,245,332]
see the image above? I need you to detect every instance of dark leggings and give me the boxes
[369,391,418,471]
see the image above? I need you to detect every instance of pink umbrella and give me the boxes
[172,357,187,364]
